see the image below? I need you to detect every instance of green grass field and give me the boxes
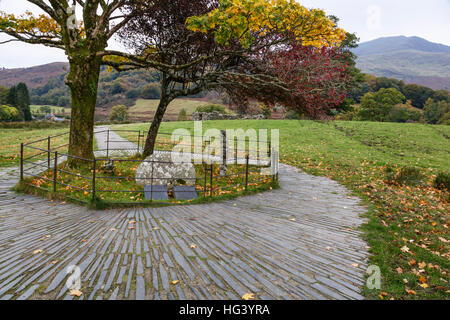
[112,120,450,300]
[0,127,70,168]
[1,119,448,299]
[128,98,231,120]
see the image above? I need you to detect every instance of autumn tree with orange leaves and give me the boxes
[0,0,348,164]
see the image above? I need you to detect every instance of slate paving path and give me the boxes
[0,128,369,300]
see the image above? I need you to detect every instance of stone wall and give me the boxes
[191,111,266,121]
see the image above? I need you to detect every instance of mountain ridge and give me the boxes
[354,36,450,90]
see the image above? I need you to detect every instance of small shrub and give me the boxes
[433,172,450,191]
[285,110,301,119]
[385,166,424,186]
[109,105,129,122]
[195,104,227,114]
[140,83,161,99]
[438,112,450,125]
[0,105,21,121]
[178,108,187,121]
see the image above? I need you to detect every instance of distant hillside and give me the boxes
[0,62,214,110]
[354,36,450,90]
[0,62,68,89]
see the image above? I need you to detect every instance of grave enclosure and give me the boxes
[18,128,278,206]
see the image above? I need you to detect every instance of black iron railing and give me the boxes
[19,129,277,205]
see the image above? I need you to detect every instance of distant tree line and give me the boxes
[0,83,32,122]
[29,67,208,109]
[336,75,450,125]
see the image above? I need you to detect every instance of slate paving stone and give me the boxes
[0,129,369,300]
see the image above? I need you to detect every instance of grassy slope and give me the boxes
[129,99,231,120]
[112,120,450,300]
[0,127,69,168]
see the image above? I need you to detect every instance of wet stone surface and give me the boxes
[0,128,369,300]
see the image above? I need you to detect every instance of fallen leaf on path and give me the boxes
[171,280,179,285]
[69,289,83,297]
[242,293,255,300]
[190,244,197,249]
[33,249,43,254]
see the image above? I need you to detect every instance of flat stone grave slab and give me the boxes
[173,186,198,200]
[144,185,169,200]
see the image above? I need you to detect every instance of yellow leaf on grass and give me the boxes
[419,283,429,289]
[400,246,410,253]
[396,267,403,274]
[408,259,417,266]
[405,288,416,295]
[418,262,426,269]
[242,293,255,300]
[418,276,427,284]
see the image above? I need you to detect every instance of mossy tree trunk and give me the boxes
[142,76,173,158]
[66,54,102,167]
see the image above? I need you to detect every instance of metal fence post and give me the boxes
[47,136,51,169]
[203,163,207,199]
[220,130,227,175]
[106,129,110,158]
[92,159,96,201]
[137,130,141,154]
[53,151,58,193]
[210,163,213,197]
[245,154,249,191]
[20,143,24,181]
[150,160,154,202]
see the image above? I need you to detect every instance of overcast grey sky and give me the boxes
[0,0,449,68]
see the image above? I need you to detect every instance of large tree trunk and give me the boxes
[142,95,172,158]
[66,56,102,167]
[142,76,172,158]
